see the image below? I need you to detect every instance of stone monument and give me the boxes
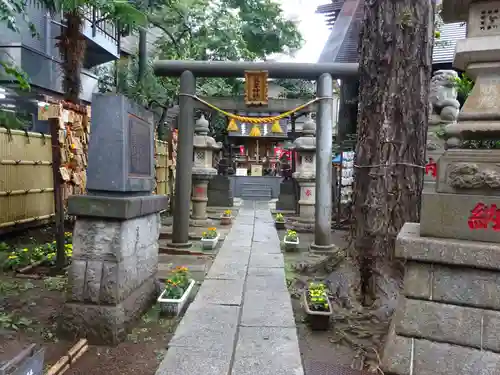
[288,115,316,231]
[382,2,500,373]
[276,178,298,212]
[425,70,460,188]
[61,94,168,344]
[190,115,221,225]
[207,175,234,207]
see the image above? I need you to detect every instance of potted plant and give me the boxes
[303,282,332,330]
[283,229,299,251]
[201,227,219,250]
[220,209,232,225]
[157,266,196,317]
[274,213,286,229]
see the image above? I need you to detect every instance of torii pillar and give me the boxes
[153,60,359,250]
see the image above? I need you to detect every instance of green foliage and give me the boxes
[275,79,315,99]
[307,282,329,312]
[454,73,474,99]
[96,0,303,139]
[2,232,73,270]
[162,266,190,299]
[41,0,146,27]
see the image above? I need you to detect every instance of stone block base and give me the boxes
[59,276,156,345]
[62,212,161,345]
[382,333,500,375]
[383,222,500,374]
[420,190,500,244]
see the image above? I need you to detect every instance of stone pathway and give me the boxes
[155,201,303,375]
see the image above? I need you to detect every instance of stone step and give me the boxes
[241,185,272,193]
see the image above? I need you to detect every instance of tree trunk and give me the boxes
[353,0,435,309]
[58,10,86,104]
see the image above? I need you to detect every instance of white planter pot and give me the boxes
[283,237,299,251]
[201,234,220,250]
[157,279,196,317]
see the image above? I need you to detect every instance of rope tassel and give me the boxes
[271,120,283,133]
[227,118,238,131]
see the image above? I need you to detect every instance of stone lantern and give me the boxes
[291,115,316,227]
[190,115,221,226]
[441,0,500,148]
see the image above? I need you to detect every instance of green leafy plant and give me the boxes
[284,229,297,242]
[275,213,285,223]
[162,266,190,299]
[2,233,73,270]
[202,227,218,239]
[0,312,33,331]
[307,282,330,312]
[454,73,474,99]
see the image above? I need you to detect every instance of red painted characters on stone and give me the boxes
[195,187,205,195]
[468,203,500,231]
[305,189,312,197]
[425,158,437,178]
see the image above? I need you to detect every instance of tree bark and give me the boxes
[353,0,435,308]
[58,10,86,104]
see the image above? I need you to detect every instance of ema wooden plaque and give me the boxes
[244,71,269,106]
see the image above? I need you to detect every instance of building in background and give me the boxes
[316,0,466,136]
[0,1,122,132]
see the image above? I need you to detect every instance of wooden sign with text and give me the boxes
[244,70,269,106]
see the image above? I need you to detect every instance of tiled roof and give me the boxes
[317,0,466,65]
[433,22,467,64]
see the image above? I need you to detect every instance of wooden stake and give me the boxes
[49,117,66,270]
[46,339,88,375]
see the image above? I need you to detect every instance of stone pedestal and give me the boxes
[382,223,500,375]
[190,115,221,226]
[207,175,234,207]
[288,116,316,232]
[61,94,167,345]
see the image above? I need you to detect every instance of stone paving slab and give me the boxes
[206,250,251,280]
[156,346,232,375]
[240,290,295,327]
[231,327,304,375]
[194,278,245,306]
[168,304,239,350]
[245,274,288,293]
[251,242,282,254]
[249,253,285,268]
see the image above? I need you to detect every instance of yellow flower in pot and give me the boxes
[221,209,233,225]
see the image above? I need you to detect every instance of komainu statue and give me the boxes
[427,70,460,152]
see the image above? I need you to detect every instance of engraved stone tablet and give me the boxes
[87,94,154,193]
[128,114,152,177]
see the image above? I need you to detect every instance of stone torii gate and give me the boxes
[153,60,358,250]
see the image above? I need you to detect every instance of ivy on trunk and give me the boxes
[352,0,435,307]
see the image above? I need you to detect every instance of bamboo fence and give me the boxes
[0,127,172,231]
[0,128,54,229]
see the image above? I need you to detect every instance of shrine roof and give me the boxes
[317,0,466,65]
